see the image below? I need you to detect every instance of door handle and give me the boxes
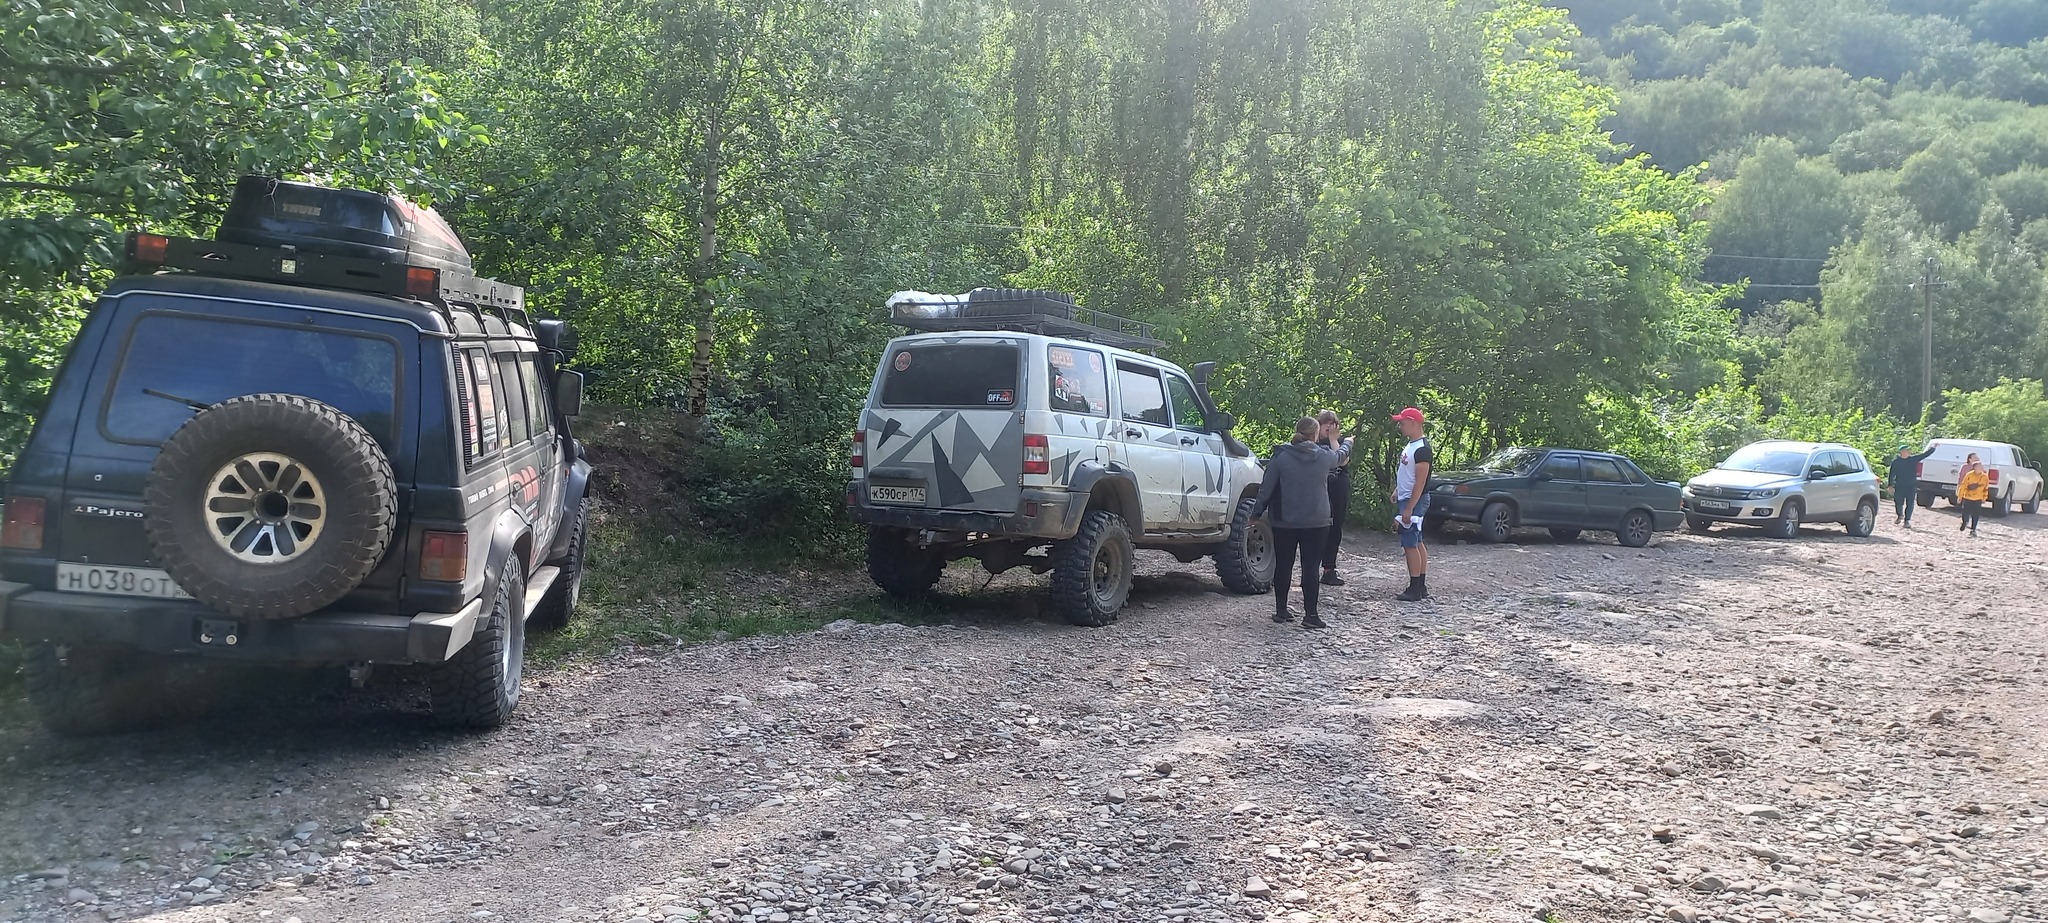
[1179,436,1199,446]
[1124,428,1145,439]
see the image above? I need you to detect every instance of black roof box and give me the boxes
[216,175,472,272]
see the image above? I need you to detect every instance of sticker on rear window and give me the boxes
[987,389,1014,404]
[1048,347,1076,369]
[894,352,912,371]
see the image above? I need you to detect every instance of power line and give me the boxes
[1705,253,1831,264]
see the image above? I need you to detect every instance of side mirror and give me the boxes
[1531,471,1552,483]
[1203,410,1237,433]
[535,319,579,358]
[1807,468,1828,480]
[554,369,586,417]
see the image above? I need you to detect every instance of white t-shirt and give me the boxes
[1396,438,1433,500]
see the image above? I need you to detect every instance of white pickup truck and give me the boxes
[1916,439,2044,516]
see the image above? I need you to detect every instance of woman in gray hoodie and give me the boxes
[1251,416,1341,628]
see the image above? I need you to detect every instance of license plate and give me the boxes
[1697,499,1731,511]
[55,563,193,600]
[869,485,926,506]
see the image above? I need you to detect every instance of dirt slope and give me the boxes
[3,509,2045,923]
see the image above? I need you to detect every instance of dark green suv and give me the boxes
[0,177,592,734]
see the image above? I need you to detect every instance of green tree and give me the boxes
[1942,378,2048,462]
[1611,78,1744,171]
[1704,139,1857,311]
[0,0,478,473]
[1899,139,1988,237]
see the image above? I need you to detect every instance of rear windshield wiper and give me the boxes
[143,389,213,412]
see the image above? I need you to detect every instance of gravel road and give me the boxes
[3,508,2045,923]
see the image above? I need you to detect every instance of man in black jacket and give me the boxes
[1887,441,1937,528]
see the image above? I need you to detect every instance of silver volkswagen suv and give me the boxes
[1681,440,1881,538]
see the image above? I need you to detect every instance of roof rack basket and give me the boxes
[885,289,1163,351]
[125,232,530,330]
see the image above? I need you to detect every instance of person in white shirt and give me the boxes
[1389,407,1433,601]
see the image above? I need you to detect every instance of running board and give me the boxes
[521,565,561,619]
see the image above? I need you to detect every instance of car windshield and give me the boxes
[1720,445,1810,477]
[1472,448,1544,474]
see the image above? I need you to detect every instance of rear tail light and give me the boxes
[419,530,468,581]
[851,430,866,469]
[1916,463,1923,477]
[1,497,46,550]
[1023,434,1050,475]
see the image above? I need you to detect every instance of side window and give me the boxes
[1165,375,1206,433]
[464,349,506,460]
[1824,452,1855,476]
[1046,345,1108,417]
[494,353,531,444]
[519,357,551,439]
[1116,363,1170,427]
[1541,454,1582,481]
[1582,457,1627,482]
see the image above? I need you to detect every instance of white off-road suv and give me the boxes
[847,288,1273,626]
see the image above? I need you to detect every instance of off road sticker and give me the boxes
[987,389,1014,405]
[894,352,912,371]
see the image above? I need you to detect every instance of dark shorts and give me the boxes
[1398,494,1431,548]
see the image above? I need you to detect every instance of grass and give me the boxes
[527,511,945,667]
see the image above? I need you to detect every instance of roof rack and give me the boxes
[125,232,530,330]
[886,289,1163,351]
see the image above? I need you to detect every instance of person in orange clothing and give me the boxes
[1956,453,1990,537]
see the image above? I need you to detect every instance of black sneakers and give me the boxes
[1302,614,1328,629]
[1320,570,1346,586]
[1273,608,1295,623]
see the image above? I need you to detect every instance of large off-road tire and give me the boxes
[1052,509,1134,627]
[1990,489,2012,518]
[1616,510,1654,548]
[1215,497,1274,595]
[867,527,944,598]
[1847,498,1878,537]
[1477,501,1515,544]
[530,498,589,631]
[962,287,1077,319]
[1685,515,1714,534]
[1768,499,1803,539]
[143,394,395,619]
[431,566,526,729]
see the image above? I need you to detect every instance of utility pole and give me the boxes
[1911,257,1947,412]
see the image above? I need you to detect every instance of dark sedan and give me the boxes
[1425,447,1684,547]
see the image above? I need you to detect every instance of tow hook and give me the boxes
[197,618,240,646]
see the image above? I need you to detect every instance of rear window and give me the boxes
[103,314,399,446]
[879,343,1020,408]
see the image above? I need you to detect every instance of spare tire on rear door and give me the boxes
[144,393,397,619]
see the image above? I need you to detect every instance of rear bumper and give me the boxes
[847,483,1083,540]
[0,580,481,665]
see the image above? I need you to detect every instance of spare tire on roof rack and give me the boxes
[961,287,1078,320]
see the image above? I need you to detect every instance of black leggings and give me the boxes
[1962,499,1983,531]
[1272,527,1328,616]
[1323,473,1350,570]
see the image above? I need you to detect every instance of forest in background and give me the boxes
[4,0,2046,554]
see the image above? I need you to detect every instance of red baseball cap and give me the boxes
[1390,407,1426,423]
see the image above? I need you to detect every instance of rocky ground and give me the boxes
[2,506,2045,923]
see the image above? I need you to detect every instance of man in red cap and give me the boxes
[1389,407,1432,601]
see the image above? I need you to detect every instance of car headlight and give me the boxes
[1752,488,1779,499]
